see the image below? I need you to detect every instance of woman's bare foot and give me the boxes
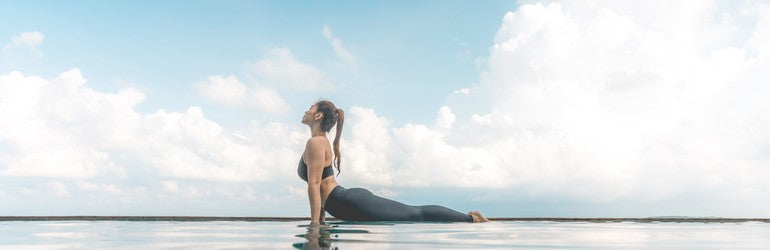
[468,210,490,223]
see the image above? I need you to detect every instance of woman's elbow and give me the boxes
[307,180,322,188]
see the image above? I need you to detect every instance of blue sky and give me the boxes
[1,0,513,126]
[2,0,770,218]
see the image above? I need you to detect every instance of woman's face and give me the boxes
[302,104,319,124]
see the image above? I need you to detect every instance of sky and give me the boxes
[1,0,769,218]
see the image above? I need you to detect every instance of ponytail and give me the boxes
[314,100,344,175]
[333,108,344,175]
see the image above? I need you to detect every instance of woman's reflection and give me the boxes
[293,223,335,250]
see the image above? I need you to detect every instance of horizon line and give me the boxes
[1,216,768,223]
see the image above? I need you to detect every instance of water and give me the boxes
[2,220,770,249]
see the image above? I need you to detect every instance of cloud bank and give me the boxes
[338,0,770,215]
[0,69,304,181]
[0,69,309,215]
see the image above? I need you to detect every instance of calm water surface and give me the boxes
[1,220,769,249]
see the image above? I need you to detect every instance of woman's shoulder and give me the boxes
[305,136,329,149]
[306,136,328,143]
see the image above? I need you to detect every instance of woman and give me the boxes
[299,100,490,224]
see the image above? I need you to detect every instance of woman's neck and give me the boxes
[310,124,325,137]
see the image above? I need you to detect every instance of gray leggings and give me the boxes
[324,185,473,222]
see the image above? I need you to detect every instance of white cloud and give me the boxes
[5,31,44,50]
[47,181,71,197]
[339,106,510,189]
[76,181,121,194]
[245,48,329,90]
[162,181,179,193]
[0,70,127,178]
[194,75,288,112]
[453,88,470,95]
[2,31,45,61]
[461,0,769,201]
[339,106,396,187]
[284,184,306,200]
[0,68,314,215]
[323,25,358,68]
[434,106,455,131]
[0,69,305,182]
[336,1,770,207]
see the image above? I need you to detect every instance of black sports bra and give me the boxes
[297,157,335,182]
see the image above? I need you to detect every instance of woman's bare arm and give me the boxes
[304,137,326,224]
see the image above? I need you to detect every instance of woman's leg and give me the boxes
[417,205,473,222]
[351,188,423,221]
[326,186,472,222]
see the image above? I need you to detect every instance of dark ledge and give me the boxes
[0,216,316,222]
[488,217,770,223]
[0,216,768,223]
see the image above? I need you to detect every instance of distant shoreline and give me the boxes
[1,216,768,223]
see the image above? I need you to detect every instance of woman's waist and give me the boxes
[320,180,338,205]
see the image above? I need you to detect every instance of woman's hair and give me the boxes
[315,100,344,175]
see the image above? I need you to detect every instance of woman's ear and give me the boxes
[314,112,324,121]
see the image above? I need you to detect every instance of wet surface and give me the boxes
[1,220,769,249]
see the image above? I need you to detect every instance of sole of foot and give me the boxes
[468,210,490,223]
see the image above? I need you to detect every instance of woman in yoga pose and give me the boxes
[299,100,490,224]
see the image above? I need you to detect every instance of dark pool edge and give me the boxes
[488,217,770,223]
[0,216,313,222]
[1,216,769,223]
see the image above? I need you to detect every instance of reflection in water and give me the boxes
[292,223,372,250]
[293,224,334,250]
[2,220,770,249]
